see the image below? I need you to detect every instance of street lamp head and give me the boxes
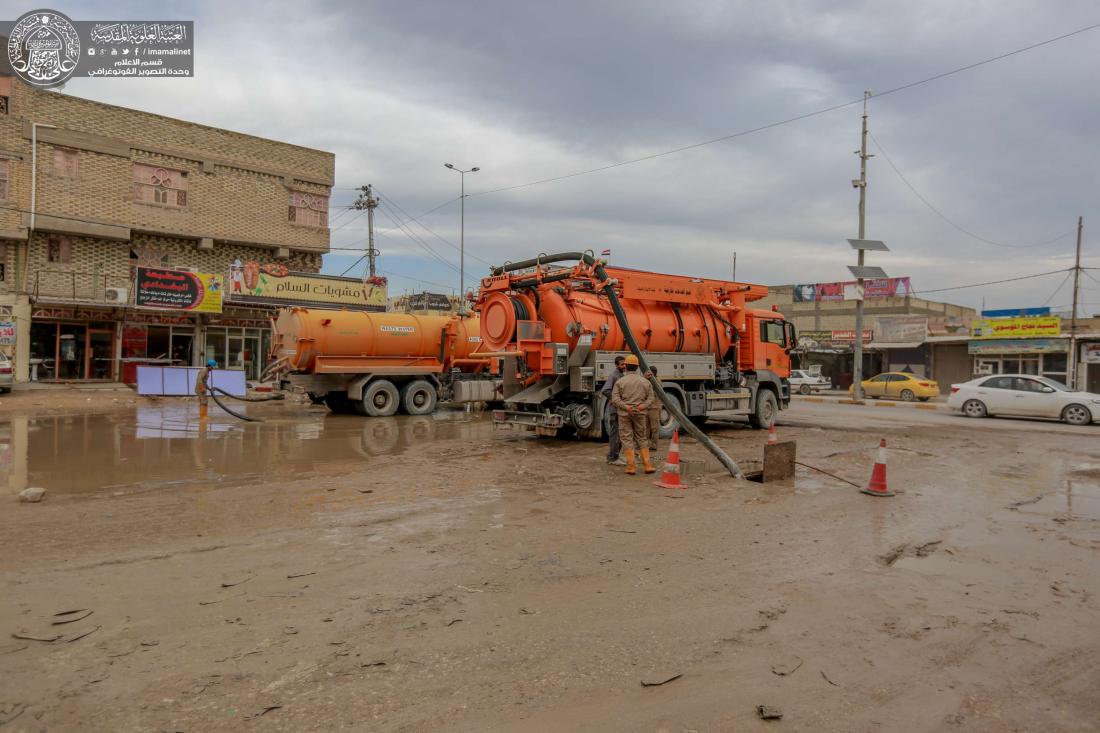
[471,167,480,173]
[444,163,455,169]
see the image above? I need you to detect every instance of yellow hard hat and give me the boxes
[624,354,640,366]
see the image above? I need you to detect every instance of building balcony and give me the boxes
[32,270,132,306]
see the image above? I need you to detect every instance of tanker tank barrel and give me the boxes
[483,251,748,481]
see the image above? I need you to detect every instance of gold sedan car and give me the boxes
[848,372,940,402]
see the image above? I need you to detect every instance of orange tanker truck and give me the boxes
[269,308,496,415]
[474,252,795,437]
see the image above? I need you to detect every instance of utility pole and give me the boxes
[852,91,873,401]
[732,251,737,281]
[1069,216,1083,388]
[352,184,380,278]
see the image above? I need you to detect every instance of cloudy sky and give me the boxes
[44,1,1100,312]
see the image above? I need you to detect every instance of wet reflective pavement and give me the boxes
[0,404,497,496]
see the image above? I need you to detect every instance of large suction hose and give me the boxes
[492,252,746,480]
[202,376,285,423]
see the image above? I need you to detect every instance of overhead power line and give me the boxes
[869,132,1073,249]
[911,267,1071,295]
[471,21,1100,197]
[1041,271,1074,306]
[374,188,493,267]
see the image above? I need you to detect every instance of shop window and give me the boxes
[288,191,328,227]
[133,163,188,207]
[47,236,72,264]
[0,160,8,200]
[51,148,79,179]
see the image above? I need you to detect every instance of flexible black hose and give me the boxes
[494,251,746,479]
[203,376,264,422]
[209,385,285,403]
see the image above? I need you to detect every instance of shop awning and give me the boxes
[867,342,923,350]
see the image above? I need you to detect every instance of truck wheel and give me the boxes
[400,379,437,415]
[361,380,400,417]
[749,390,778,430]
[658,390,685,439]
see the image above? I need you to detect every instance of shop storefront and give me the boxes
[1074,341,1100,393]
[28,306,118,382]
[203,310,272,381]
[118,312,199,383]
[968,338,1069,384]
[795,330,882,389]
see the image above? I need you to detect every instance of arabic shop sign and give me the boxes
[135,267,223,313]
[229,261,387,309]
[970,316,1060,339]
[968,338,1068,355]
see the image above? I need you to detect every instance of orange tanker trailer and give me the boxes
[474,252,795,437]
[270,307,496,415]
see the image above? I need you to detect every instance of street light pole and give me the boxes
[444,163,480,311]
[852,91,872,401]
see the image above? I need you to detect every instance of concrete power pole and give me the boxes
[353,184,380,277]
[1069,216,1083,388]
[732,251,737,281]
[852,91,873,401]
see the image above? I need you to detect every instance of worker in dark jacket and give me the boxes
[611,354,656,475]
[601,355,627,465]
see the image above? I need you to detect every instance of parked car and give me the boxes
[947,374,1100,426]
[0,353,11,393]
[848,372,940,401]
[790,369,830,395]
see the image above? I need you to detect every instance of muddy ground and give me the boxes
[1,395,1098,732]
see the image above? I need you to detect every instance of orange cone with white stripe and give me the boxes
[655,430,686,490]
[860,438,895,497]
[767,423,778,444]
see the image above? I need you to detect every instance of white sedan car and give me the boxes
[790,369,830,395]
[947,374,1100,426]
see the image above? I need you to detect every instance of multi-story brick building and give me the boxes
[0,74,336,382]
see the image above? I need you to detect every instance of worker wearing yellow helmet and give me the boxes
[610,353,656,475]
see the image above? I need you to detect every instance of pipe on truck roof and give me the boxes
[485,251,746,480]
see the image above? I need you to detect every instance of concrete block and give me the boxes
[19,487,45,502]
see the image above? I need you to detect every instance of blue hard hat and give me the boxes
[207,359,217,368]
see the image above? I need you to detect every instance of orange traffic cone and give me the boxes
[655,430,686,490]
[767,423,778,444]
[861,438,895,497]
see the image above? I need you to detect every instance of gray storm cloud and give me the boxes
[57,0,1100,311]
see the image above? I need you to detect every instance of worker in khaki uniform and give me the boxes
[643,365,663,456]
[611,354,656,475]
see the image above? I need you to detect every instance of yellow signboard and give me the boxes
[230,263,387,308]
[970,316,1060,339]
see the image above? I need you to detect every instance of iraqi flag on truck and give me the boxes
[600,248,611,258]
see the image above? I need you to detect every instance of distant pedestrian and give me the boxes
[601,355,628,465]
[611,354,656,475]
[643,365,662,455]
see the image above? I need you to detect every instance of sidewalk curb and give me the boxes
[793,395,949,412]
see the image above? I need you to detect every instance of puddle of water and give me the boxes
[0,404,494,496]
[1020,480,1100,522]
